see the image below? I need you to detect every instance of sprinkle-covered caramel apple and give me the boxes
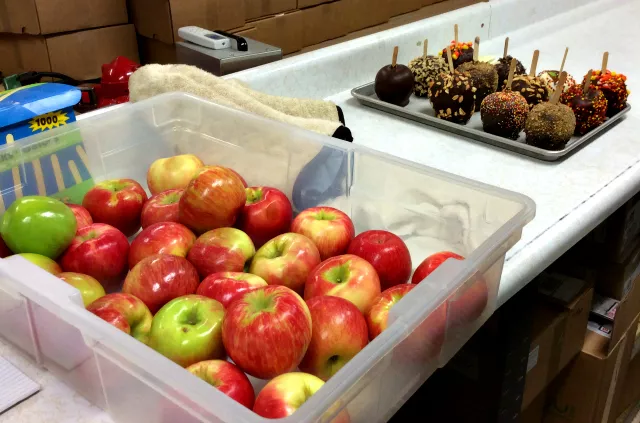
[582,52,629,117]
[375,46,415,107]
[561,70,608,135]
[439,24,474,68]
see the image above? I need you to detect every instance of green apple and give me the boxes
[59,272,106,307]
[148,295,225,368]
[1,196,77,259]
[18,253,62,275]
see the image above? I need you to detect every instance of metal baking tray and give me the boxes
[351,82,631,161]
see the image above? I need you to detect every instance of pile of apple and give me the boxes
[0,154,488,420]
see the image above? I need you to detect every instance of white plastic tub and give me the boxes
[0,93,534,423]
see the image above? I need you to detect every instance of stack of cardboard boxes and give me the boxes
[0,0,139,80]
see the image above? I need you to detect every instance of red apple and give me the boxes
[82,179,148,237]
[236,187,292,248]
[249,233,321,293]
[59,272,106,306]
[411,251,487,328]
[253,372,350,422]
[66,204,93,231]
[449,277,489,328]
[304,254,381,314]
[122,254,200,313]
[187,228,255,279]
[411,251,464,284]
[179,166,246,233]
[147,154,204,195]
[222,285,312,379]
[291,207,354,260]
[347,230,412,290]
[196,272,267,308]
[0,236,11,258]
[187,360,255,409]
[128,222,196,269]
[141,189,183,229]
[397,301,448,363]
[299,296,368,381]
[366,284,415,340]
[87,293,153,344]
[227,168,248,188]
[60,223,129,287]
[18,253,62,275]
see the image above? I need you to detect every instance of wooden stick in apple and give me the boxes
[423,39,428,60]
[503,37,509,59]
[549,71,567,105]
[529,49,539,77]
[559,47,569,74]
[454,24,459,43]
[446,44,455,74]
[473,36,479,62]
[506,57,518,90]
[583,69,593,94]
[601,51,609,73]
[392,45,398,68]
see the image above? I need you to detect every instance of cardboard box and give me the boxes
[0,0,128,35]
[615,322,640,417]
[234,11,304,55]
[389,0,423,17]
[522,283,593,410]
[521,390,546,423]
[298,0,331,7]
[545,314,640,423]
[342,0,391,33]
[138,36,177,65]
[596,241,640,300]
[129,0,245,45]
[246,0,297,20]
[301,1,349,47]
[594,193,640,263]
[0,25,139,81]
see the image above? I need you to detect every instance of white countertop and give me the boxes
[2,0,639,421]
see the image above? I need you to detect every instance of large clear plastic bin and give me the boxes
[0,93,535,423]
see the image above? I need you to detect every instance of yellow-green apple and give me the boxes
[0,236,11,258]
[128,222,196,268]
[249,233,320,293]
[59,272,106,306]
[299,296,368,381]
[253,372,350,422]
[366,284,415,340]
[187,360,255,409]
[141,189,183,229]
[411,251,464,284]
[82,179,148,237]
[147,154,204,195]
[187,228,255,279]
[412,252,487,328]
[196,272,267,308]
[179,166,246,233]
[18,253,62,275]
[148,295,225,367]
[86,293,153,344]
[222,285,312,379]
[291,207,354,260]
[1,196,76,259]
[60,223,129,288]
[347,230,412,290]
[304,254,381,314]
[237,187,292,248]
[123,254,200,314]
[66,204,93,231]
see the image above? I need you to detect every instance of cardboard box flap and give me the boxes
[0,0,40,34]
[246,0,296,20]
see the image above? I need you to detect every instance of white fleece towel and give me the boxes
[128,64,344,137]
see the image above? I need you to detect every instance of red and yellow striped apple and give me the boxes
[187,360,255,409]
[411,251,464,284]
[196,272,267,308]
[366,284,415,340]
[122,254,200,313]
[59,272,106,306]
[347,230,412,290]
[222,285,312,379]
[128,222,196,268]
[237,187,293,248]
[82,178,148,237]
[148,295,225,367]
[304,254,381,314]
[179,166,246,233]
[87,293,153,344]
[147,154,204,195]
[187,228,255,279]
[249,233,320,293]
[299,296,368,381]
[66,204,93,231]
[18,253,62,275]
[140,189,184,229]
[291,207,355,260]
